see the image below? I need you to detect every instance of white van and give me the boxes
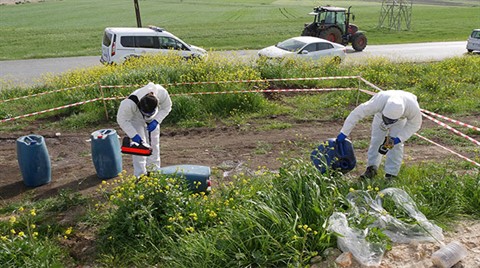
[100,26,207,64]
[467,29,480,53]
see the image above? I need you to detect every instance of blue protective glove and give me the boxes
[132,134,142,144]
[392,137,401,145]
[147,119,159,133]
[336,132,347,142]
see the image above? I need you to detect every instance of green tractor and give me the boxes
[301,5,367,52]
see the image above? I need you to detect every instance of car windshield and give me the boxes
[276,39,306,52]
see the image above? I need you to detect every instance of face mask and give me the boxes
[140,108,157,117]
[382,114,398,125]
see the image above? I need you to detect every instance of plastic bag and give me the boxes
[328,212,385,267]
[327,187,444,267]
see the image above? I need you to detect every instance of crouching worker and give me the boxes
[117,82,172,177]
[336,90,422,180]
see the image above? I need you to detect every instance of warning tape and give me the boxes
[0,98,102,123]
[359,77,383,92]
[0,83,97,104]
[2,87,358,123]
[170,87,357,96]
[421,112,480,146]
[414,133,480,168]
[99,76,361,89]
[0,77,361,104]
[421,109,480,132]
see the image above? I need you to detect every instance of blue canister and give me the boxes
[16,135,51,187]
[158,165,211,193]
[311,138,356,174]
[91,129,122,179]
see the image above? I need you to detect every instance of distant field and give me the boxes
[0,0,478,60]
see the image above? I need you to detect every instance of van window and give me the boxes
[121,36,135,47]
[103,32,113,46]
[159,37,188,50]
[135,36,158,49]
[120,36,161,49]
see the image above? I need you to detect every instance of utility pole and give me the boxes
[133,0,142,28]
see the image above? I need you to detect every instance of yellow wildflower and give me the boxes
[65,227,73,235]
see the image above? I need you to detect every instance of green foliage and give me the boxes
[0,191,87,267]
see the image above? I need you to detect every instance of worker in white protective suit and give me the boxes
[336,90,422,179]
[117,82,172,177]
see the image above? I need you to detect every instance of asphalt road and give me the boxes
[0,41,470,89]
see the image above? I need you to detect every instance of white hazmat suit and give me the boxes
[339,90,422,176]
[117,82,172,177]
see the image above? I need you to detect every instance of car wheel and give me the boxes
[352,33,367,51]
[467,49,473,53]
[319,27,342,43]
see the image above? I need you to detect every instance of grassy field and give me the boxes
[0,0,479,60]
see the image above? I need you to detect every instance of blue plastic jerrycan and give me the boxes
[91,129,122,179]
[311,138,356,174]
[158,165,211,193]
[16,135,52,187]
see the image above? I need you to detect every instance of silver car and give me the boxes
[467,29,480,53]
[258,36,347,61]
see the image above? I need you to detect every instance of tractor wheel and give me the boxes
[352,33,367,51]
[302,23,316,37]
[318,27,342,43]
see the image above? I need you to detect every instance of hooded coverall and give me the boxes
[340,90,422,176]
[117,82,172,177]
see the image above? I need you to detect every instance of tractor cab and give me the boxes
[309,6,349,34]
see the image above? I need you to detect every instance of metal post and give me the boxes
[134,0,142,28]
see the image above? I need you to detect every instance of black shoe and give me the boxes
[360,166,377,179]
[385,173,396,180]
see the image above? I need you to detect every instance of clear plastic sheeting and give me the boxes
[328,212,386,267]
[327,187,444,267]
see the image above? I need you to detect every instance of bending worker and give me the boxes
[336,90,422,179]
[117,82,172,177]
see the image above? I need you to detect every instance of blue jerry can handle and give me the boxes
[25,136,37,145]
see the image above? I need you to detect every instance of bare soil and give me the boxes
[1,115,479,267]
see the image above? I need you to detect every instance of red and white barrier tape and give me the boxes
[414,133,480,167]
[0,84,96,104]
[0,98,102,123]
[170,87,357,96]
[359,77,383,92]
[421,112,480,146]
[100,76,361,89]
[421,109,480,132]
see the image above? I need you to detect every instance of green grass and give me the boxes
[0,0,479,60]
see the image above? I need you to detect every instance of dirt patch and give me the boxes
[0,116,479,266]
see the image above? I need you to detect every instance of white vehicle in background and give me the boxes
[258,36,347,62]
[467,29,480,53]
[100,26,207,64]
